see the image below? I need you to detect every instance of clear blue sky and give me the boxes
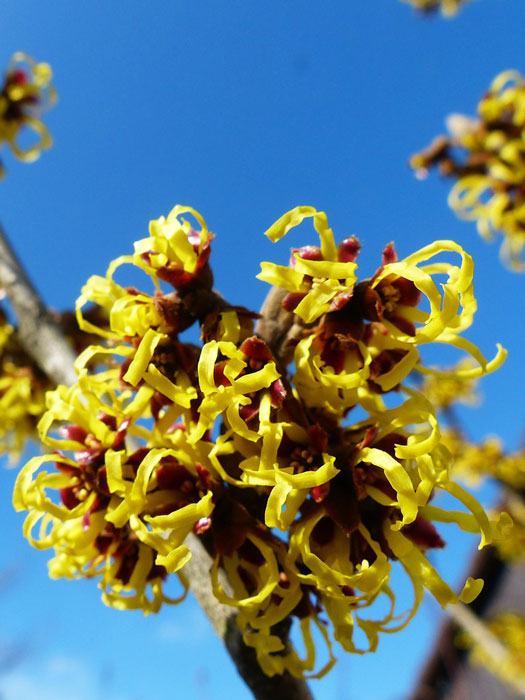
[0,1,524,699]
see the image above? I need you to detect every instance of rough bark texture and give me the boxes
[0,225,314,700]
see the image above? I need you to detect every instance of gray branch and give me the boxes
[0,223,76,385]
[0,223,314,700]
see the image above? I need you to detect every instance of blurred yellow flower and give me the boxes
[412,71,525,270]
[402,0,468,16]
[0,52,55,178]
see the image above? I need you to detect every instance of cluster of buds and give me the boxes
[411,71,525,270]
[459,612,525,692]
[402,0,469,17]
[0,52,55,178]
[14,204,507,679]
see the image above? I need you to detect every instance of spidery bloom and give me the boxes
[419,360,480,412]
[443,429,525,492]
[492,496,525,564]
[412,71,525,270]
[402,0,469,17]
[0,52,55,178]
[0,311,48,460]
[14,204,507,679]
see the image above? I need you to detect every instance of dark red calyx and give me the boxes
[239,401,260,423]
[382,242,398,266]
[291,246,322,264]
[156,458,194,491]
[99,413,118,431]
[60,487,81,510]
[112,418,130,450]
[309,424,328,453]
[369,349,409,384]
[329,290,354,312]
[240,336,273,363]
[355,282,383,322]
[338,237,361,263]
[311,482,330,504]
[282,291,306,312]
[196,463,212,491]
[60,425,88,444]
[270,378,287,406]
[10,69,28,86]
[127,447,150,468]
[355,427,378,451]
[94,530,115,555]
[213,361,232,387]
[393,277,421,307]
[402,516,445,550]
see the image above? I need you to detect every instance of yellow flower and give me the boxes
[444,429,525,491]
[0,319,48,460]
[13,376,215,609]
[192,335,282,443]
[419,359,480,411]
[261,209,505,418]
[0,52,55,178]
[412,71,525,270]
[133,205,213,289]
[257,207,358,324]
[0,359,47,460]
[402,0,468,16]
[492,498,525,564]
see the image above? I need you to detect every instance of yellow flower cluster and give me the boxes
[14,205,506,679]
[492,496,525,564]
[0,315,47,460]
[402,0,468,16]
[443,429,525,492]
[0,52,55,178]
[419,360,480,412]
[0,305,107,462]
[412,71,525,270]
[460,612,525,692]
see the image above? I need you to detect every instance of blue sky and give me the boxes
[0,1,524,698]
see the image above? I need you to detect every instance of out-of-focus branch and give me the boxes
[0,223,314,700]
[410,512,516,700]
[0,222,76,385]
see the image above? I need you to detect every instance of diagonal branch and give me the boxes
[0,222,313,700]
[0,223,76,386]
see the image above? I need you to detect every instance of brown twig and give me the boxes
[0,223,314,700]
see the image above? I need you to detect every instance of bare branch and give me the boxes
[0,223,76,386]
